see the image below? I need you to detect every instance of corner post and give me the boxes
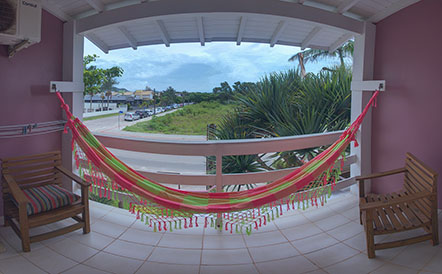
[61,20,84,192]
[350,22,376,195]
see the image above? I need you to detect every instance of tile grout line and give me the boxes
[274,214,325,274]
[198,223,205,274]
[241,227,262,274]
[130,225,166,274]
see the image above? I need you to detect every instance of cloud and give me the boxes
[84,39,332,92]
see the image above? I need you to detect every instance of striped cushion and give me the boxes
[18,185,79,215]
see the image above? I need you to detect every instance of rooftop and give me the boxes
[1,191,441,274]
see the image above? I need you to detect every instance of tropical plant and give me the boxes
[215,66,352,172]
[270,66,352,167]
[288,40,354,77]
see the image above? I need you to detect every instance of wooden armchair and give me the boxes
[358,152,439,258]
[1,151,90,252]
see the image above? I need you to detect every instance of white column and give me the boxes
[61,20,84,192]
[350,22,376,194]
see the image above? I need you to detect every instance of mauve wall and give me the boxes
[0,10,64,217]
[372,0,442,207]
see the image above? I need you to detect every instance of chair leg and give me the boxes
[18,205,30,252]
[81,186,91,234]
[83,209,90,234]
[431,200,439,246]
[365,211,376,259]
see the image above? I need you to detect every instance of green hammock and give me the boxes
[56,91,379,234]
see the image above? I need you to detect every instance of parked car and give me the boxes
[135,110,148,118]
[124,112,140,121]
[147,109,154,116]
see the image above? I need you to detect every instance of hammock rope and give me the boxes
[56,91,379,233]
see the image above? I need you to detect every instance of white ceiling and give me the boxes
[41,0,420,53]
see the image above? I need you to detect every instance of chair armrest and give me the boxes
[55,166,91,187]
[356,167,407,181]
[360,191,436,211]
[3,174,29,205]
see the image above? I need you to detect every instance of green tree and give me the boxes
[288,40,354,77]
[101,66,124,93]
[161,86,177,106]
[232,81,256,94]
[84,54,104,112]
[213,81,233,102]
[83,54,123,112]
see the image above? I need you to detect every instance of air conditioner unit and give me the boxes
[0,0,42,56]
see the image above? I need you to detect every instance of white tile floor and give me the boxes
[1,191,441,274]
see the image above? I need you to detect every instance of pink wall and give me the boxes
[372,0,442,207]
[0,10,64,217]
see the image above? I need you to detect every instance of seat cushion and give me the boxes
[19,184,80,215]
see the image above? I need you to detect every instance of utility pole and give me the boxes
[153,89,156,115]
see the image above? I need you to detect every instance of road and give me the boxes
[83,110,207,176]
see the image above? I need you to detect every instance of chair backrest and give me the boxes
[404,152,438,195]
[403,152,438,218]
[1,151,62,197]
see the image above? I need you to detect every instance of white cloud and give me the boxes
[84,39,330,92]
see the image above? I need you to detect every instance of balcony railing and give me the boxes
[93,130,357,192]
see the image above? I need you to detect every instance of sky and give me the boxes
[84,39,333,93]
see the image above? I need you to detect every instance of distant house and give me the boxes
[84,93,135,112]
[84,90,155,112]
[134,90,154,100]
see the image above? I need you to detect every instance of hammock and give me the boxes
[56,91,379,234]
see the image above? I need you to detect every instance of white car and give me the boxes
[124,112,140,121]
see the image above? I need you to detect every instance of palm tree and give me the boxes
[288,40,354,77]
[106,91,112,109]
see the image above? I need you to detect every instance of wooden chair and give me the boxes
[1,151,90,252]
[358,152,439,258]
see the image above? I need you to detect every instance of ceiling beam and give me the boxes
[85,33,109,53]
[301,26,321,50]
[336,0,362,14]
[270,21,286,47]
[368,0,420,23]
[85,0,105,13]
[154,20,170,47]
[76,0,364,35]
[117,26,138,50]
[196,16,205,46]
[328,33,352,52]
[41,0,72,22]
[236,16,247,45]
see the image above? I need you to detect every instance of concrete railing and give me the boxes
[94,130,357,192]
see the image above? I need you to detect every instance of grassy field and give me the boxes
[124,102,235,135]
[84,112,121,121]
